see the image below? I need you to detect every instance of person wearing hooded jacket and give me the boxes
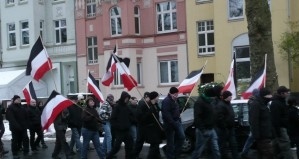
[248,88,274,159]
[107,91,135,159]
[6,95,29,159]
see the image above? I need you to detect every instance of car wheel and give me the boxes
[181,135,194,153]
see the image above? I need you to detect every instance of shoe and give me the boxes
[42,144,48,149]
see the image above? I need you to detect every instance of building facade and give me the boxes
[75,0,188,98]
[186,0,299,95]
[0,0,77,99]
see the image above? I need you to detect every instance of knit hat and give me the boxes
[169,87,179,94]
[106,94,114,103]
[259,88,272,98]
[277,86,290,94]
[149,91,159,100]
[222,91,232,99]
[12,95,21,102]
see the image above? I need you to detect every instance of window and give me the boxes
[40,20,44,39]
[54,19,67,44]
[110,6,122,36]
[19,0,27,3]
[134,6,140,34]
[159,60,178,84]
[197,20,214,55]
[20,21,29,45]
[86,0,96,17]
[228,0,244,19]
[137,62,142,84]
[157,1,177,33]
[8,23,16,47]
[114,70,123,86]
[87,37,98,64]
[6,0,14,5]
[235,46,250,80]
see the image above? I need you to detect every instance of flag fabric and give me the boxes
[41,90,73,130]
[113,55,137,91]
[178,69,204,93]
[223,59,237,99]
[242,55,267,99]
[101,46,117,86]
[26,36,52,81]
[22,81,37,105]
[88,72,104,103]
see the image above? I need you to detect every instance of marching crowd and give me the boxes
[0,85,298,159]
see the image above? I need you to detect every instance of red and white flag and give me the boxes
[26,36,52,81]
[88,72,104,103]
[101,46,117,86]
[41,90,73,130]
[242,54,267,99]
[178,69,204,93]
[113,54,137,91]
[223,59,237,99]
[22,81,37,105]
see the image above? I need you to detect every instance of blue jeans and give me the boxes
[130,125,137,144]
[241,132,254,155]
[192,128,220,159]
[81,128,104,159]
[69,127,82,152]
[164,121,185,159]
[102,121,112,154]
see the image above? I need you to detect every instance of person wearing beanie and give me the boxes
[192,88,220,159]
[270,86,292,158]
[107,91,135,159]
[161,87,185,159]
[248,88,274,158]
[98,94,115,155]
[6,95,30,159]
[215,91,240,159]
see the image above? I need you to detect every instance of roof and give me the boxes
[0,69,25,86]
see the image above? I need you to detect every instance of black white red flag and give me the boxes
[223,58,237,99]
[88,72,104,103]
[41,90,73,130]
[101,45,117,86]
[26,36,52,81]
[178,69,204,94]
[22,81,37,105]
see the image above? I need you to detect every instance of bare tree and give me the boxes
[245,0,278,91]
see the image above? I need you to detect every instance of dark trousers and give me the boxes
[29,126,43,150]
[147,143,161,159]
[256,139,273,159]
[107,130,134,159]
[217,128,240,159]
[52,129,71,158]
[134,126,146,157]
[290,136,299,158]
[11,129,29,156]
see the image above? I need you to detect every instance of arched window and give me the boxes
[110,6,122,36]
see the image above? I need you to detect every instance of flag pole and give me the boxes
[86,69,89,94]
[181,60,208,114]
[111,52,164,131]
[264,54,267,87]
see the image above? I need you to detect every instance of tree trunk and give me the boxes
[245,0,279,91]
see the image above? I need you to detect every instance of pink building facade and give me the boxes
[75,0,187,98]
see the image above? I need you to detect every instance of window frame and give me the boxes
[234,45,251,81]
[134,6,140,35]
[197,20,215,55]
[87,37,98,65]
[20,21,29,46]
[228,0,244,20]
[137,62,142,85]
[40,20,44,39]
[114,70,123,86]
[8,23,16,48]
[6,0,14,5]
[54,19,67,44]
[110,6,122,36]
[156,1,177,33]
[158,60,179,84]
[86,0,96,18]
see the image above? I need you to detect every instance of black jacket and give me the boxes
[270,94,288,136]
[6,103,29,131]
[68,104,83,128]
[161,94,180,127]
[82,106,100,131]
[54,109,69,131]
[194,95,216,130]
[288,106,299,137]
[28,106,42,129]
[216,100,235,129]
[249,96,273,140]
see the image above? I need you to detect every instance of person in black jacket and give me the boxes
[6,95,30,159]
[81,97,105,159]
[161,87,185,159]
[216,91,240,159]
[28,99,43,152]
[270,86,293,159]
[248,88,273,159]
[287,96,299,158]
[107,91,135,159]
[68,96,82,154]
[36,101,48,149]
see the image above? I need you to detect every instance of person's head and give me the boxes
[221,91,232,102]
[213,85,224,99]
[259,88,272,104]
[12,95,21,104]
[30,99,37,107]
[143,92,150,102]
[149,91,159,104]
[85,97,95,107]
[252,89,260,97]
[119,91,131,104]
[106,94,115,104]
[277,86,290,98]
[38,101,44,107]
[204,87,216,98]
[169,87,179,100]
[287,96,298,107]
[130,97,138,105]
